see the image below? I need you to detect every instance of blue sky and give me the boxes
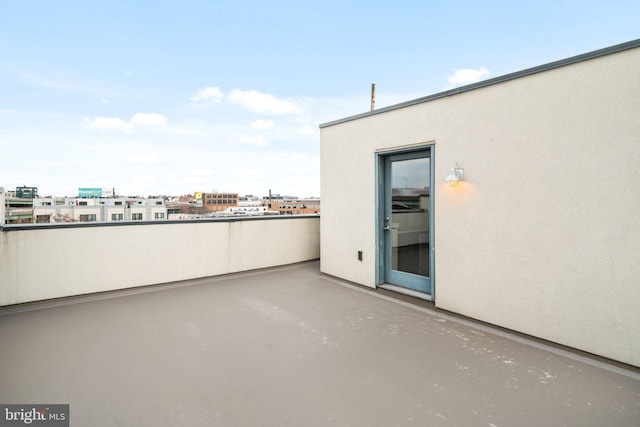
[1,1,638,197]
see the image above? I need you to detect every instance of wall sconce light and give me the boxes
[445,163,464,186]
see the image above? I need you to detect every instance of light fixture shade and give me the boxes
[445,165,464,186]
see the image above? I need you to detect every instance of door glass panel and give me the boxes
[390,157,430,277]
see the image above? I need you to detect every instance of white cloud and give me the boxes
[133,175,155,183]
[128,153,162,164]
[233,168,266,181]
[1,61,117,96]
[228,89,302,115]
[130,112,167,126]
[86,112,167,132]
[446,67,491,88]
[238,135,268,146]
[297,126,315,135]
[190,86,224,103]
[250,119,275,130]
[86,117,133,132]
[191,169,213,177]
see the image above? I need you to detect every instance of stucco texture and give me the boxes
[320,46,640,366]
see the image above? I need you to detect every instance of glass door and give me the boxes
[382,149,432,294]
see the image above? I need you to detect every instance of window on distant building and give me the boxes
[115,201,123,206]
[79,201,88,206]
[36,215,50,223]
[132,213,143,220]
[154,212,165,220]
[112,213,124,221]
[79,214,96,222]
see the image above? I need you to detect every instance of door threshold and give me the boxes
[378,284,432,301]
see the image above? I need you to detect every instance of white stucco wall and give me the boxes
[320,45,640,366]
[0,216,320,305]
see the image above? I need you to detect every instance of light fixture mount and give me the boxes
[445,163,464,186]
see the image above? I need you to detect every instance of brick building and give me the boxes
[201,192,239,212]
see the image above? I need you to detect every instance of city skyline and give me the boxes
[1,1,638,197]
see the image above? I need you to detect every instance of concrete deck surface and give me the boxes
[1,261,638,426]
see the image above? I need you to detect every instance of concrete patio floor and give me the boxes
[1,261,639,426]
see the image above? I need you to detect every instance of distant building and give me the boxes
[262,194,320,215]
[167,194,274,219]
[3,186,37,223]
[220,206,271,216]
[33,197,167,223]
[4,197,34,224]
[165,201,190,217]
[201,192,239,213]
[15,186,38,199]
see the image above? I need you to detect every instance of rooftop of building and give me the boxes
[1,260,638,426]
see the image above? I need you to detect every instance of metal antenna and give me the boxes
[370,83,376,111]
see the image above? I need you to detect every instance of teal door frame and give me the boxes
[376,145,434,299]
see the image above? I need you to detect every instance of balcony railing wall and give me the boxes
[0,216,320,306]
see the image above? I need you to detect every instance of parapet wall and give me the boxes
[0,216,320,305]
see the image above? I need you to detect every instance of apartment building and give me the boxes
[33,197,167,223]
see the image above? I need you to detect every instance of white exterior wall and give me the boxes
[33,207,55,219]
[73,207,102,221]
[106,207,125,220]
[130,208,146,220]
[149,206,166,219]
[320,46,640,366]
[0,217,320,305]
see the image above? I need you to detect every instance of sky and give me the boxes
[1,1,638,198]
